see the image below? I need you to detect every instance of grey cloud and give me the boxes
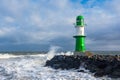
[0,0,120,51]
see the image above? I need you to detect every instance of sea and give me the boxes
[0,48,119,80]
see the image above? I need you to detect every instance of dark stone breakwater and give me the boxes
[45,55,120,78]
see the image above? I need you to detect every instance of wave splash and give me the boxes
[0,47,112,80]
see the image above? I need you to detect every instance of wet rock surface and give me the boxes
[45,55,120,78]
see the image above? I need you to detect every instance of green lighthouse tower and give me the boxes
[74,15,86,53]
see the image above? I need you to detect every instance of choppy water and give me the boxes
[0,50,119,80]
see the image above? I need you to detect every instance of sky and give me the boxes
[0,0,120,51]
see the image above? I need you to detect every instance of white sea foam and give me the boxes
[0,54,22,59]
[0,47,115,80]
[58,51,74,55]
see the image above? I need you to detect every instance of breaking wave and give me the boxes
[0,46,115,80]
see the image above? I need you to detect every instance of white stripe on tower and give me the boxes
[76,26,84,36]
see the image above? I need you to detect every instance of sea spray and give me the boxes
[46,46,60,60]
[59,51,74,55]
[0,52,116,80]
